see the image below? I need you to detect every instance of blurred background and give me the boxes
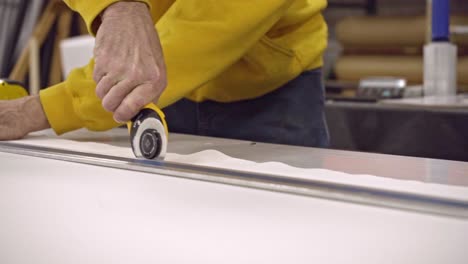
[1,0,467,161]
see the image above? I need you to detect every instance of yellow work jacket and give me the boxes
[40,0,327,134]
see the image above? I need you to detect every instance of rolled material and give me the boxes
[424,0,458,97]
[334,55,468,89]
[423,43,457,96]
[334,55,424,84]
[459,57,468,86]
[335,15,468,50]
[335,16,426,49]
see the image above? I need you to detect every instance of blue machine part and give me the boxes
[432,0,450,41]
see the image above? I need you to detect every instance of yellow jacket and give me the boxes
[40,0,327,134]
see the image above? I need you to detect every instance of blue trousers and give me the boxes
[164,69,329,148]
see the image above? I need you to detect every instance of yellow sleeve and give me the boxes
[156,0,294,107]
[62,0,155,35]
[39,60,120,135]
[40,1,293,135]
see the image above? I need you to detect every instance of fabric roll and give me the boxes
[334,55,468,89]
[336,15,468,50]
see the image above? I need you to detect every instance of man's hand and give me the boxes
[93,2,167,123]
[0,96,50,140]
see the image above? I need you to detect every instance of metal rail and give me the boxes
[1,142,468,219]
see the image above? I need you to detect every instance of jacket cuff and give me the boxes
[39,83,84,135]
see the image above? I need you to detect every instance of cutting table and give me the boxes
[0,128,467,264]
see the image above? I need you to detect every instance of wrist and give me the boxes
[101,1,149,20]
[21,95,50,133]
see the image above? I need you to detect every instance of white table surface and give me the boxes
[1,133,468,263]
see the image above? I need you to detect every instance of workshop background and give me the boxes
[1,0,467,161]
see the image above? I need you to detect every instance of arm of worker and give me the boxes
[83,0,295,123]
[0,0,294,139]
[62,0,158,34]
[64,1,168,124]
[0,0,160,139]
[0,96,49,140]
[94,0,291,122]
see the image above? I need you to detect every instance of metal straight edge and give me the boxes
[1,142,468,219]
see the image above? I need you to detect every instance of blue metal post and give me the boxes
[431,0,450,41]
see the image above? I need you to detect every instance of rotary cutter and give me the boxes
[127,103,168,160]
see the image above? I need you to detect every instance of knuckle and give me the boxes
[131,95,146,109]
[150,84,164,97]
[95,87,104,99]
[93,70,102,83]
[151,77,167,95]
[116,102,137,122]
[120,102,132,115]
[95,79,111,99]
[96,48,108,59]
[93,64,108,82]
[96,88,108,100]
[128,74,139,84]
[127,71,140,84]
[94,55,105,67]
[101,101,111,112]
[134,68,146,80]
[93,46,100,57]
[158,77,168,89]
[102,96,116,112]
[95,56,109,69]
[114,110,127,123]
[148,70,160,82]
[114,62,127,74]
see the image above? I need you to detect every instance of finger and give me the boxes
[92,57,107,83]
[113,84,155,123]
[95,75,117,100]
[101,79,135,112]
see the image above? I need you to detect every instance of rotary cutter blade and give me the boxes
[127,104,168,160]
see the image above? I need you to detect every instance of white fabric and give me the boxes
[2,131,468,264]
[1,151,467,264]
[12,130,468,202]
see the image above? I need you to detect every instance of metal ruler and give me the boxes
[1,141,468,219]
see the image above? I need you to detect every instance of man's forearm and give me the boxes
[0,96,49,140]
[62,0,154,35]
[22,95,50,133]
[93,1,149,34]
[101,1,149,19]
